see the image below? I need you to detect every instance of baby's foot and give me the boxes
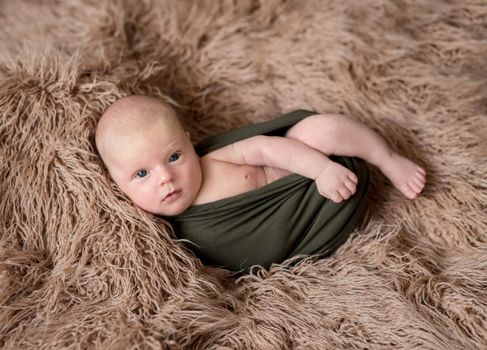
[380,152,426,199]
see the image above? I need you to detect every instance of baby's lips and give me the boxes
[162,189,181,202]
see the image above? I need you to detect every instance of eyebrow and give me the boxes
[124,162,144,180]
[126,140,181,173]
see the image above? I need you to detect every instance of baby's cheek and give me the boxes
[137,185,153,201]
[124,185,146,207]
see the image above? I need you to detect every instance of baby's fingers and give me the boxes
[338,184,353,200]
[344,178,357,194]
[347,172,358,184]
[330,192,344,203]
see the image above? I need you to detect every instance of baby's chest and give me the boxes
[193,158,268,205]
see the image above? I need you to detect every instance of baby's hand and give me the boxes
[315,162,358,203]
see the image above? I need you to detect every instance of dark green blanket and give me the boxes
[167,110,369,272]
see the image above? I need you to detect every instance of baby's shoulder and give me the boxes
[199,134,271,166]
[199,153,239,176]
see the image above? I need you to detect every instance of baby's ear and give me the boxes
[185,131,191,141]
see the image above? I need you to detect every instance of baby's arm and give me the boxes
[206,135,358,202]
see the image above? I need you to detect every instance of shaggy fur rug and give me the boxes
[1,0,487,349]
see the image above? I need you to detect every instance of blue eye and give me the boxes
[135,169,147,178]
[169,152,180,162]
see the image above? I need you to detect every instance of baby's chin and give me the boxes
[155,209,186,217]
[133,190,197,217]
[151,202,190,217]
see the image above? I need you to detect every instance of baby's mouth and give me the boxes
[162,189,182,202]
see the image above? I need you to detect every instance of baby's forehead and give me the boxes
[96,96,183,157]
[104,125,186,171]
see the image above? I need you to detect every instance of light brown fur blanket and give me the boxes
[1,0,487,349]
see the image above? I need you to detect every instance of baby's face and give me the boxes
[104,122,202,216]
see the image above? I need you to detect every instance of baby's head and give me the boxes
[95,95,202,216]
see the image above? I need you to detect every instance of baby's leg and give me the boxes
[285,114,426,199]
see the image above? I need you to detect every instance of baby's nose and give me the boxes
[159,170,173,184]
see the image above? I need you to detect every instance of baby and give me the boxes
[95,95,426,218]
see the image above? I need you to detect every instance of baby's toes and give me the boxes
[413,176,425,190]
[402,184,418,199]
[408,180,423,194]
[415,173,425,184]
[413,172,426,190]
[415,172,426,185]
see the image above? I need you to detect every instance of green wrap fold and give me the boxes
[167,110,370,272]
